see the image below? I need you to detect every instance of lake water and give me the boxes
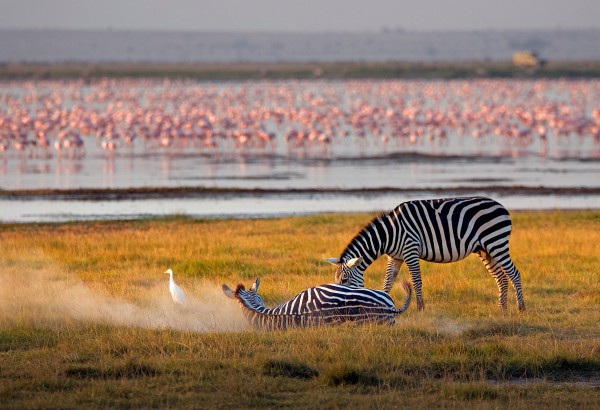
[3,193,600,224]
[2,151,598,223]
[1,78,599,222]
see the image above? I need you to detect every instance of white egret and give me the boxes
[165,268,186,305]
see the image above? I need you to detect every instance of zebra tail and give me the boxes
[395,280,412,315]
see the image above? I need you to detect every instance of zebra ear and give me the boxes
[251,277,260,292]
[222,284,235,299]
[346,257,363,268]
[325,257,341,265]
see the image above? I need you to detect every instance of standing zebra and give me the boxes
[222,278,412,330]
[326,197,525,311]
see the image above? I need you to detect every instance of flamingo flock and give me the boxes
[1,78,599,162]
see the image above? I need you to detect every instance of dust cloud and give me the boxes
[0,255,248,332]
[0,252,477,335]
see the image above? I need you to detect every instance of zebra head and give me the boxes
[222,277,266,310]
[324,256,364,287]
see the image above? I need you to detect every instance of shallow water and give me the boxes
[2,155,599,222]
[1,79,599,222]
[3,191,600,224]
[2,150,599,190]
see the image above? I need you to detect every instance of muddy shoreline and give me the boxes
[2,185,599,201]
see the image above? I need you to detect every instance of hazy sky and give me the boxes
[1,0,598,32]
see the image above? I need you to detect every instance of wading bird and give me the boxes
[165,268,186,305]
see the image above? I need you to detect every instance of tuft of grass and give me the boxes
[262,359,319,379]
[65,361,160,380]
[0,327,58,351]
[442,383,499,400]
[323,365,380,387]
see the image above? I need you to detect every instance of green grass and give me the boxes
[0,211,599,409]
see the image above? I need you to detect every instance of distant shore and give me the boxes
[3,60,600,80]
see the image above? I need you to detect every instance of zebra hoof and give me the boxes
[417,300,425,311]
[518,304,526,312]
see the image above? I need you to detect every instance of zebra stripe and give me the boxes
[327,197,525,311]
[222,278,412,330]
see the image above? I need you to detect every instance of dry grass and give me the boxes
[0,211,599,409]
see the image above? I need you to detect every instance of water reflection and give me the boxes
[161,156,172,181]
[102,156,116,188]
[0,78,598,196]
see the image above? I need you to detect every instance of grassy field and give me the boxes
[0,211,599,409]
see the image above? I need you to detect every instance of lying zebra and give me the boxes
[222,278,412,330]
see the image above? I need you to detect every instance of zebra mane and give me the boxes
[340,211,389,259]
[234,283,246,294]
[233,283,266,311]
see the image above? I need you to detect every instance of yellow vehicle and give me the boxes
[513,50,543,67]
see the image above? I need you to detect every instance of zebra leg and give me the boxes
[499,258,526,311]
[404,254,424,310]
[383,256,403,293]
[487,247,526,311]
[477,250,509,309]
